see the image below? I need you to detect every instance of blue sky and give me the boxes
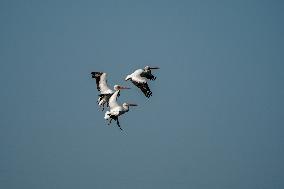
[1,0,284,188]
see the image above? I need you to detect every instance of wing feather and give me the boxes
[91,72,102,91]
[140,70,156,80]
[91,72,113,94]
[132,80,152,98]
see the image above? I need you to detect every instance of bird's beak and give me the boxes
[120,86,131,90]
[128,103,138,106]
[149,67,160,69]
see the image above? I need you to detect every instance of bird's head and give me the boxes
[114,85,130,91]
[144,66,160,71]
[122,103,138,108]
[125,75,132,81]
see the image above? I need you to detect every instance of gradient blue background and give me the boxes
[1,0,284,188]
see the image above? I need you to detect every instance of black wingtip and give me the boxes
[91,72,103,78]
[90,72,96,78]
[145,91,153,98]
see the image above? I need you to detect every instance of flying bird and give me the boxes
[125,66,159,98]
[91,72,120,110]
[104,86,137,130]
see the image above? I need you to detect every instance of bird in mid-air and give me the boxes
[125,66,159,98]
[104,85,137,130]
[91,72,121,111]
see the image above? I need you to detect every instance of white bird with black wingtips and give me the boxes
[104,85,137,130]
[91,72,121,110]
[125,66,159,98]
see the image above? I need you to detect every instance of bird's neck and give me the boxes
[109,90,120,102]
[114,90,120,96]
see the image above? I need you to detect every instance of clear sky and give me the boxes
[1,0,284,189]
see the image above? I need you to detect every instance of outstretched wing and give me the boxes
[127,69,152,97]
[132,80,152,98]
[140,70,156,80]
[91,72,113,94]
[98,93,112,103]
[91,72,102,91]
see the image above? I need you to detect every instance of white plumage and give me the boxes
[98,73,113,94]
[91,72,115,110]
[125,66,159,98]
[125,69,147,84]
[104,86,137,130]
[91,66,159,131]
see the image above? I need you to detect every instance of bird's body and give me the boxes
[104,88,137,130]
[125,66,159,98]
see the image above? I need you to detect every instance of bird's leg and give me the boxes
[115,117,123,131]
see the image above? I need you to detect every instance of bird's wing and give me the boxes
[91,72,112,93]
[99,73,113,94]
[132,80,152,98]
[98,93,113,102]
[140,70,156,80]
[127,69,152,97]
[131,69,147,83]
[91,72,102,91]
